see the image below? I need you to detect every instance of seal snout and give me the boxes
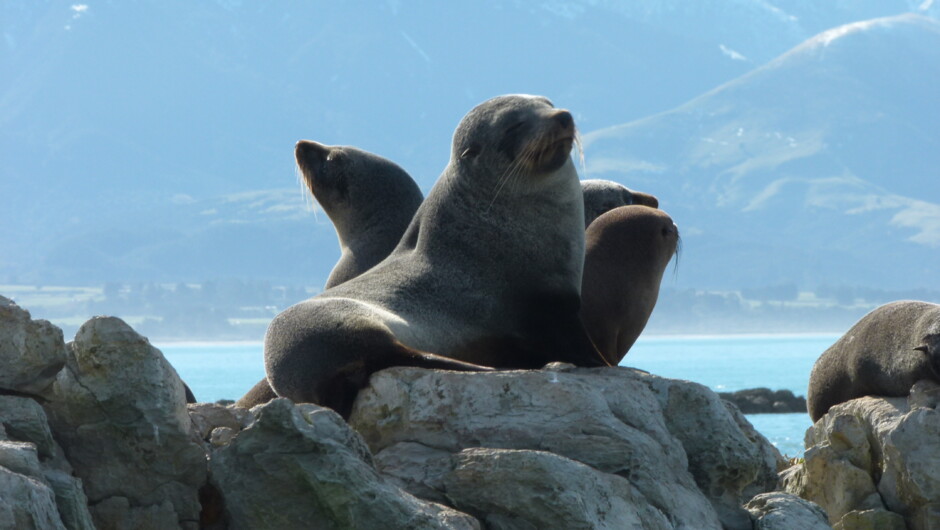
[553,110,573,131]
[295,140,330,169]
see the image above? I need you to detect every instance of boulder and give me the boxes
[0,295,66,395]
[719,387,808,414]
[352,364,782,529]
[744,492,830,529]
[42,316,206,530]
[783,384,940,529]
[209,398,480,530]
[0,464,65,530]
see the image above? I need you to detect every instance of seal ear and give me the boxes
[460,143,481,160]
[915,345,930,353]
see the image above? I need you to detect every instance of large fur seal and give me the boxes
[580,205,679,365]
[297,141,425,289]
[807,300,940,422]
[262,95,609,417]
[581,179,659,227]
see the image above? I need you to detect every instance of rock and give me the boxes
[645,375,782,528]
[90,497,181,530]
[718,387,808,414]
[0,295,66,395]
[444,447,672,529]
[188,402,250,442]
[42,469,95,530]
[42,316,206,529]
[0,441,45,482]
[352,365,780,529]
[0,465,65,530]
[784,394,940,528]
[833,509,906,530]
[744,492,830,529]
[0,395,57,459]
[209,398,480,530]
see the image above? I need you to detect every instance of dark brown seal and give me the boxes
[579,205,679,365]
[581,179,659,228]
[807,300,940,422]
[262,95,608,417]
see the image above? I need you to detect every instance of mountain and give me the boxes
[584,14,940,290]
[1,2,937,288]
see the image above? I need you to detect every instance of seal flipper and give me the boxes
[319,340,493,418]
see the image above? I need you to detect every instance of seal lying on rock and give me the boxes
[580,205,679,365]
[263,95,609,417]
[807,300,940,422]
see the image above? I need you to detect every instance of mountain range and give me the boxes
[1,1,937,292]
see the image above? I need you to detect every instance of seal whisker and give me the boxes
[488,144,533,210]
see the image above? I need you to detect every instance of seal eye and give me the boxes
[460,143,481,159]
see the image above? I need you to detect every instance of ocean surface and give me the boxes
[158,334,837,457]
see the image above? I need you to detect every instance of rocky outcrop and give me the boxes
[0,295,830,529]
[719,387,808,414]
[744,492,830,529]
[350,363,784,529]
[783,379,940,529]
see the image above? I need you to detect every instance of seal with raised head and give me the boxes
[237,144,424,409]
[807,300,940,422]
[580,205,679,365]
[581,179,659,228]
[263,94,609,417]
[298,142,425,289]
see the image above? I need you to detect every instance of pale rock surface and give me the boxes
[41,316,206,529]
[352,364,782,529]
[783,387,940,529]
[209,398,480,530]
[744,492,829,529]
[0,463,65,530]
[0,295,66,395]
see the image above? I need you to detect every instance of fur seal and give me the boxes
[580,205,679,365]
[581,179,659,228]
[263,94,609,417]
[296,141,424,289]
[807,300,940,422]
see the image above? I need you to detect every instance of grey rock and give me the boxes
[188,402,249,441]
[0,395,57,459]
[0,295,66,395]
[832,509,906,530]
[353,366,776,528]
[208,426,236,447]
[744,492,830,529]
[42,316,206,529]
[784,394,940,529]
[209,398,479,530]
[89,497,181,530]
[42,469,95,530]
[443,447,672,530]
[0,465,66,530]
[719,387,807,414]
[0,441,44,482]
[644,374,783,529]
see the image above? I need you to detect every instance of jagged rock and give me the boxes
[42,316,206,530]
[0,395,57,459]
[42,469,95,530]
[783,392,940,528]
[0,464,65,530]
[833,509,906,529]
[90,497,181,530]
[645,375,782,528]
[0,295,66,395]
[744,492,830,529]
[352,365,780,529]
[187,402,250,442]
[719,387,808,414]
[209,398,480,530]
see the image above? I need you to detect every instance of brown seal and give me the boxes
[262,94,609,417]
[807,300,940,422]
[579,205,679,365]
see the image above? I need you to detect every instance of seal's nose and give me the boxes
[553,110,574,130]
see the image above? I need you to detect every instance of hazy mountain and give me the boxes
[584,14,940,290]
[1,2,937,289]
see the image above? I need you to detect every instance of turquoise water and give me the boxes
[158,334,836,457]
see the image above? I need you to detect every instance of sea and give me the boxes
[157,334,836,457]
